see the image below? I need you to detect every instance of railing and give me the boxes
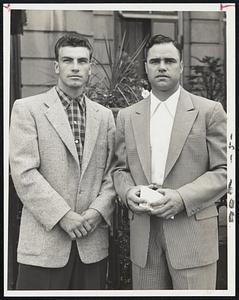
[107,198,132,289]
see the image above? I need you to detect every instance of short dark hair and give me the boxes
[144,34,182,61]
[55,32,93,61]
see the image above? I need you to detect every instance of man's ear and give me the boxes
[180,60,184,74]
[54,61,59,74]
[145,62,148,75]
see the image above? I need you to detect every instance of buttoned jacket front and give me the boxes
[10,87,116,267]
[113,88,227,269]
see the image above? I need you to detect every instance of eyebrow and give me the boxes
[61,56,89,61]
[149,58,177,63]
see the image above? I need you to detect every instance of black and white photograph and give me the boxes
[3,3,235,297]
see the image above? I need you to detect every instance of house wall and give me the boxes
[20,10,114,97]
[20,10,225,99]
[182,11,225,86]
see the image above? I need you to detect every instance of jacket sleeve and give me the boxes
[89,110,116,226]
[177,102,227,216]
[9,101,71,231]
[113,110,136,206]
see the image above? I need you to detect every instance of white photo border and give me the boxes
[3,2,236,297]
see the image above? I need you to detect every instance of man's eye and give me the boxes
[150,60,160,64]
[78,60,88,64]
[165,59,176,64]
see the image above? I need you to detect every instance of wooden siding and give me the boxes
[182,11,225,84]
[20,10,114,97]
[188,11,225,64]
[20,10,225,98]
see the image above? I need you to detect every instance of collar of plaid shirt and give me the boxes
[55,85,86,112]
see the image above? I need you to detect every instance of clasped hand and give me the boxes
[126,185,185,219]
[149,188,185,219]
[59,209,102,240]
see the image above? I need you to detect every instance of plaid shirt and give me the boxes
[55,86,86,164]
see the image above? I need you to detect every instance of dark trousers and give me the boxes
[16,241,107,290]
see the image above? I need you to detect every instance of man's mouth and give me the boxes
[155,75,169,79]
[68,75,82,79]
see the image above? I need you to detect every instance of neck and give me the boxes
[57,81,85,98]
[152,84,179,102]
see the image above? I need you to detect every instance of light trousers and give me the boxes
[132,217,217,290]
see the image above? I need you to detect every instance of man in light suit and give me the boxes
[9,33,116,290]
[113,34,227,289]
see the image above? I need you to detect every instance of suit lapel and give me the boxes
[80,97,100,179]
[44,88,79,167]
[164,88,198,181]
[131,98,151,183]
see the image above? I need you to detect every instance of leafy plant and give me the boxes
[187,56,225,109]
[86,32,149,108]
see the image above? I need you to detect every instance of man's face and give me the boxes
[54,46,91,92]
[145,42,183,94]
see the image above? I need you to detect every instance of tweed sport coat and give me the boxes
[9,87,116,268]
[113,87,227,269]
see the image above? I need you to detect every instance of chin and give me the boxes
[156,84,170,91]
[69,83,83,88]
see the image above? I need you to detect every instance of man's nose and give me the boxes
[158,61,166,71]
[72,60,79,71]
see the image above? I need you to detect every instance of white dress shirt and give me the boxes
[150,87,180,186]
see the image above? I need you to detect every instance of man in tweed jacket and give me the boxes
[113,34,227,289]
[9,33,116,290]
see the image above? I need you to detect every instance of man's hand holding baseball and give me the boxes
[126,186,151,214]
[150,188,185,219]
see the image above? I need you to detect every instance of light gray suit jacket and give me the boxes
[113,88,227,269]
[9,87,116,268]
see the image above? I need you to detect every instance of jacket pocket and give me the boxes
[17,208,45,255]
[195,205,218,220]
